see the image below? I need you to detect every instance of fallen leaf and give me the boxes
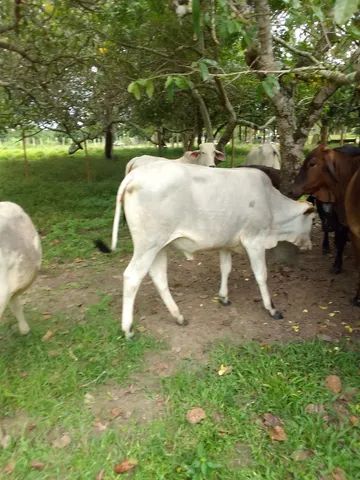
[269,425,287,441]
[218,364,233,376]
[52,433,71,449]
[68,349,78,361]
[3,462,15,474]
[42,312,52,320]
[96,469,105,480]
[339,387,358,402]
[291,449,313,461]
[0,426,11,449]
[93,420,108,433]
[291,324,300,332]
[30,460,45,471]
[319,305,328,310]
[186,407,206,424]
[331,467,347,480]
[349,415,358,426]
[302,309,308,313]
[110,407,123,419]
[325,375,342,394]
[344,325,353,333]
[305,403,326,415]
[84,393,95,404]
[261,413,283,427]
[114,459,138,474]
[41,330,54,342]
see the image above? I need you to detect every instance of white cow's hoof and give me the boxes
[270,310,283,320]
[124,330,135,340]
[19,324,30,335]
[176,316,188,326]
[218,296,231,306]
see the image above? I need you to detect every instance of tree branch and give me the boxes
[191,87,214,141]
[273,35,321,65]
[214,76,237,150]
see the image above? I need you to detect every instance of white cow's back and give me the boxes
[122,162,311,254]
[245,143,281,169]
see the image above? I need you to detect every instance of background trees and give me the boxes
[1,0,359,186]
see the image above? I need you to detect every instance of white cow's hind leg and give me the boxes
[218,250,232,305]
[149,249,186,325]
[122,249,158,339]
[244,244,283,319]
[9,295,30,335]
[0,286,10,322]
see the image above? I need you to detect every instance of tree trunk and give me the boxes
[21,129,29,177]
[104,124,113,159]
[320,122,328,144]
[84,140,91,182]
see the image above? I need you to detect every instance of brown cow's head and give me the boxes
[292,144,338,198]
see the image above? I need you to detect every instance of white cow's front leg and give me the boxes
[9,295,30,335]
[244,244,283,320]
[149,249,186,325]
[122,249,158,339]
[218,250,232,305]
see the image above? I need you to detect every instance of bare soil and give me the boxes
[21,223,360,426]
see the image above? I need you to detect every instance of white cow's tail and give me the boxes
[111,175,132,251]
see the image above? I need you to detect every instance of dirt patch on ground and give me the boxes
[19,223,360,425]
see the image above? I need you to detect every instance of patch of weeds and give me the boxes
[0,293,162,478]
[123,340,359,479]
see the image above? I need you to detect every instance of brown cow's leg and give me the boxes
[350,233,360,307]
[331,226,348,274]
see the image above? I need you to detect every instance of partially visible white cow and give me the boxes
[125,142,225,175]
[107,162,314,338]
[245,143,281,169]
[0,202,42,334]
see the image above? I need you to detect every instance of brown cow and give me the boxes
[292,144,360,305]
[345,167,360,305]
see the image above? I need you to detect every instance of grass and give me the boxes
[0,331,358,478]
[0,143,248,265]
[0,145,358,479]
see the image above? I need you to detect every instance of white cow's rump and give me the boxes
[0,202,42,334]
[125,142,225,175]
[110,163,314,338]
[245,143,281,169]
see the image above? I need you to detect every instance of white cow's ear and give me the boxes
[215,150,225,161]
[303,205,315,215]
[190,150,200,158]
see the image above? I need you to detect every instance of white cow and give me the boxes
[245,143,281,169]
[107,162,314,338]
[125,142,225,175]
[0,202,42,334]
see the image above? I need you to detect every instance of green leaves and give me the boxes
[127,81,141,100]
[261,75,280,98]
[199,61,210,81]
[333,0,360,25]
[127,79,155,100]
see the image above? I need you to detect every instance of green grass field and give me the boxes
[0,145,359,479]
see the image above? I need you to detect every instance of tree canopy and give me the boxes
[1,0,359,181]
